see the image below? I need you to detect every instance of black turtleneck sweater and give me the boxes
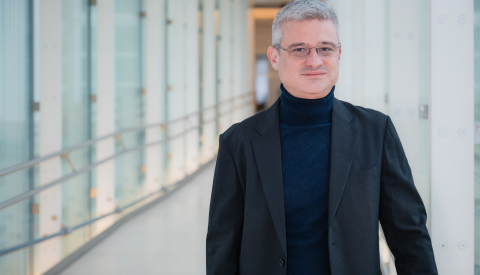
[280,84,333,275]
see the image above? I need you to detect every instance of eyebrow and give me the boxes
[286,42,307,48]
[320,41,338,47]
[286,41,338,48]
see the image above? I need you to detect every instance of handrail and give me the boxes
[0,179,178,257]
[0,95,252,211]
[0,92,251,179]
[0,183,169,257]
[0,98,253,257]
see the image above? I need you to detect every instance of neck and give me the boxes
[280,83,334,126]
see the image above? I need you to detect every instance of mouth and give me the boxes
[302,71,327,77]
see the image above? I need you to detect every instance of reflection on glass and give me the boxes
[0,1,33,274]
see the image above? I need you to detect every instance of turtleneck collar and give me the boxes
[280,83,334,126]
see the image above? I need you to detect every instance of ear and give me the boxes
[267,46,279,70]
[337,46,341,67]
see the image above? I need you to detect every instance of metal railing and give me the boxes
[0,92,254,257]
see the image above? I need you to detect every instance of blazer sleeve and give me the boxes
[379,116,438,275]
[206,134,244,275]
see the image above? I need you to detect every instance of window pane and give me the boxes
[115,0,145,208]
[61,0,91,258]
[0,1,32,274]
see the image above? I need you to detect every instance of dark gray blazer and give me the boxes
[206,97,437,275]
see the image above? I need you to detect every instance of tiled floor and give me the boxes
[60,161,215,275]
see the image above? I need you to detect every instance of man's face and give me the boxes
[267,19,341,99]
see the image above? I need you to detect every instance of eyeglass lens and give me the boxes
[289,47,338,58]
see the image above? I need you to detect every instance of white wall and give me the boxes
[430,0,474,273]
[326,0,476,273]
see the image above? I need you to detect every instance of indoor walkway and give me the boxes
[59,161,216,275]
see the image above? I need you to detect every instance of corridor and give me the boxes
[59,162,215,275]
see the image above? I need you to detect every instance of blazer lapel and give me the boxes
[328,99,358,226]
[251,99,287,254]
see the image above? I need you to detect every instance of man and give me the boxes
[206,0,438,274]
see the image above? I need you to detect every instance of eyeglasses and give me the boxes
[275,43,341,59]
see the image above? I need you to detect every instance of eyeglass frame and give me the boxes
[274,42,342,58]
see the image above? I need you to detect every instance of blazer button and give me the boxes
[279,259,285,267]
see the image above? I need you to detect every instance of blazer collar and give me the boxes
[252,98,286,254]
[255,97,281,135]
[251,97,358,254]
[329,98,358,225]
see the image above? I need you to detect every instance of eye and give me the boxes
[319,47,333,52]
[291,48,307,52]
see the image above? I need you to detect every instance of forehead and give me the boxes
[280,19,338,46]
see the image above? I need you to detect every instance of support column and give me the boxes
[166,0,186,183]
[201,0,217,163]
[185,0,200,174]
[217,0,231,134]
[351,0,364,106]
[95,0,116,233]
[145,0,165,194]
[232,0,243,124]
[327,0,354,103]
[388,0,423,212]
[38,0,62,273]
[363,0,385,113]
[430,0,474,273]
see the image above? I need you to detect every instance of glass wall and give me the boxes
[0,0,252,274]
[61,0,91,257]
[114,0,145,212]
[0,1,33,274]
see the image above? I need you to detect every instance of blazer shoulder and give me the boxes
[338,99,389,131]
[221,110,263,147]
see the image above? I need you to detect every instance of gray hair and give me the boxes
[272,0,340,48]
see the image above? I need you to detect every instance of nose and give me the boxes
[305,49,324,68]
